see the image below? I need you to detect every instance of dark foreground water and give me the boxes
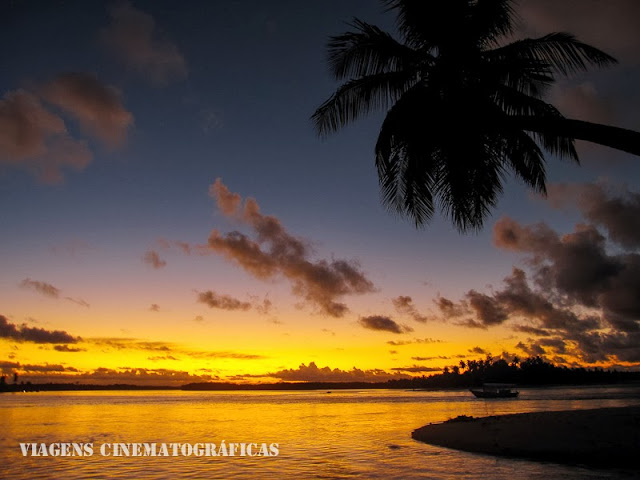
[2,385,639,479]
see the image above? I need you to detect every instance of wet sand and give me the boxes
[412,406,640,468]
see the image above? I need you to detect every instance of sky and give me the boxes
[1,0,640,386]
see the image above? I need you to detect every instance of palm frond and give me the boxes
[489,33,617,77]
[470,0,516,47]
[312,71,417,137]
[375,86,438,225]
[328,18,423,80]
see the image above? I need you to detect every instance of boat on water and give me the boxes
[470,383,519,398]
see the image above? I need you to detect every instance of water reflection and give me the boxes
[1,386,638,479]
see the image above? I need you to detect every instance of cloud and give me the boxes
[197,290,251,311]
[424,201,640,363]
[148,355,179,361]
[40,72,133,147]
[359,315,413,334]
[149,304,160,312]
[89,337,265,360]
[390,365,442,373]
[412,356,451,361]
[65,297,90,308]
[547,182,640,249]
[0,315,80,344]
[0,89,92,182]
[386,337,443,346]
[53,345,86,353]
[468,346,487,355]
[517,0,640,64]
[19,278,60,298]
[392,295,429,323]
[550,82,613,124]
[266,362,412,382]
[101,1,187,85]
[142,249,166,269]
[5,364,216,387]
[207,179,375,317]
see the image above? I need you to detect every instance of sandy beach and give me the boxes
[412,406,640,468]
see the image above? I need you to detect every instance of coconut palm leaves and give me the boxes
[312,0,640,231]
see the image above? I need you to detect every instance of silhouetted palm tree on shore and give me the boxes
[312,0,640,232]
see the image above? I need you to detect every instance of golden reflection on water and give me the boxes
[1,388,638,479]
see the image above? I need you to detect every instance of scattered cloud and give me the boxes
[0,89,91,183]
[3,364,215,387]
[19,278,60,298]
[387,337,443,346]
[40,72,133,147]
[142,249,166,269]
[266,362,412,382]
[197,290,251,311]
[101,1,188,85]
[359,315,413,334]
[468,346,487,355]
[0,315,80,344]
[547,182,640,249]
[148,355,179,361]
[518,0,640,64]
[65,297,90,308]
[53,345,86,353]
[207,179,375,317]
[390,365,441,373]
[392,295,429,323]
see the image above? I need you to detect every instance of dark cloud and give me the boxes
[434,296,469,318]
[20,278,60,298]
[197,290,251,311]
[149,304,160,312]
[411,356,450,361]
[0,315,79,344]
[547,183,640,249]
[267,362,412,382]
[494,217,639,333]
[0,89,91,183]
[426,205,640,364]
[41,72,133,147]
[53,345,86,353]
[359,315,413,334]
[101,1,188,85]
[207,179,375,317]
[468,346,487,355]
[392,295,429,323]
[142,249,166,269]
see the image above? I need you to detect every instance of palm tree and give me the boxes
[312,0,640,232]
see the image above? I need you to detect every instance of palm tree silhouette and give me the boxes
[312,0,640,232]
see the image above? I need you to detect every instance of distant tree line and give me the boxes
[2,357,639,392]
[385,356,640,389]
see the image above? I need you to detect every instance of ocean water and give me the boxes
[1,386,639,479]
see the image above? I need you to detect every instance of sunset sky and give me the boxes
[2,0,639,386]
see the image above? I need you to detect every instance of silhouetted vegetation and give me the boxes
[2,357,638,393]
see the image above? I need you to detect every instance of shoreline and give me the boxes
[412,405,640,468]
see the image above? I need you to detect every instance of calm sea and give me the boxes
[2,386,639,479]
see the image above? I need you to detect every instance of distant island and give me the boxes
[3,356,639,392]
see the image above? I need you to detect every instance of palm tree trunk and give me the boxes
[513,116,640,157]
